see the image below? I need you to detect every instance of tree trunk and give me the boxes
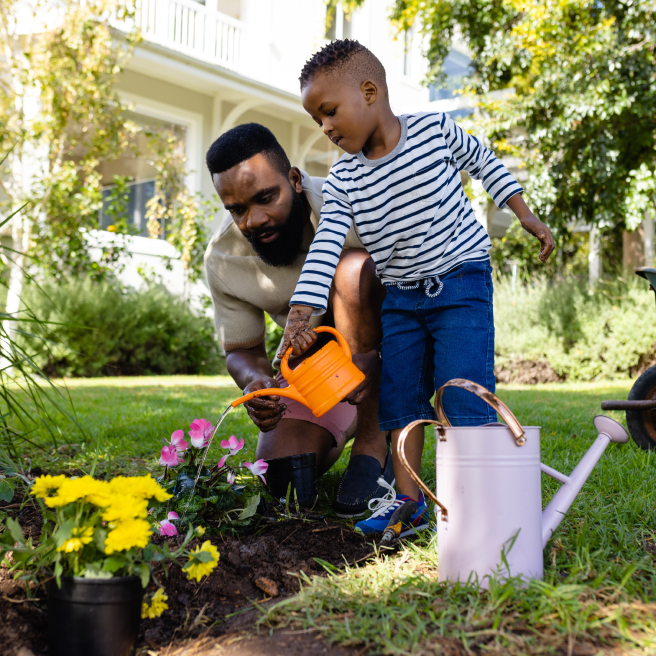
[623,225,645,272]
[589,225,602,285]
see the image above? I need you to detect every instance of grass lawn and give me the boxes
[6,376,656,654]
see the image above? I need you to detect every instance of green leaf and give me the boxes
[54,560,63,586]
[237,494,260,521]
[190,551,215,564]
[102,556,126,573]
[82,563,113,579]
[0,510,6,522]
[6,517,25,545]
[139,562,151,588]
[0,479,14,503]
[93,527,108,552]
[54,519,76,549]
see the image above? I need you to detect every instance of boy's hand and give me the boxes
[520,214,555,263]
[506,194,555,263]
[277,305,318,358]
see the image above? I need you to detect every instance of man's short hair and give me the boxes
[299,39,387,97]
[206,123,291,178]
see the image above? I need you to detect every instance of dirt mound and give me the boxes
[495,359,565,384]
[141,519,375,648]
[0,514,376,656]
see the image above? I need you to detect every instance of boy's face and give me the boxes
[302,72,378,155]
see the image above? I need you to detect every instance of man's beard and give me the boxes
[245,190,307,268]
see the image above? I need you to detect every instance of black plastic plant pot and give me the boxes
[265,452,318,507]
[47,575,143,656]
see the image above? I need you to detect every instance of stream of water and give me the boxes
[182,404,234,518]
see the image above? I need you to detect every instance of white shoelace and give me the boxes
[367,477,398,518]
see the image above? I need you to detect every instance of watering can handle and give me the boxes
[434,378,526,446]
[398,420,450,522]
[279,325,353,379]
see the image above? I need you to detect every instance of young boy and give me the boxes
[278,40,554,535]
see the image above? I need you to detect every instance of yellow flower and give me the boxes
[108,475,171,502]
[184,540,219,582]
[57,526,94,553]
[45,476,109,508]
[104,518,152,554]
[31,475,67,498]
[195,526,206,537]
[101,494,149,522]
[107,224,117,233]
[141,587,168,619]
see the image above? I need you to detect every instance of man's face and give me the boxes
[302,71,378,155]
[213,154,308,267]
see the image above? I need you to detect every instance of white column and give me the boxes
[589,225,602,286]
[211,94,222,141]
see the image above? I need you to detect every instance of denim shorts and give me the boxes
[378,259,496,431]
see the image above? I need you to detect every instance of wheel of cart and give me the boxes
[602,267,656,450]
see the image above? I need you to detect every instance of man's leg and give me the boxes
[255,418,349,477]
[330,249,387,464]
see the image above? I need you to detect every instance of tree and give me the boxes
[387,0,656,235]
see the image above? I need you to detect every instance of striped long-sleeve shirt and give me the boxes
[290,111,523,314]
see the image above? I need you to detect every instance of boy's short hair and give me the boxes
[206,123,291,178]
[299,39,388,97]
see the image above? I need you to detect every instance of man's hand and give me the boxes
[342,350,381,405]
[242,377,287,433]
[505,194,555,263]
[277,304,318,358]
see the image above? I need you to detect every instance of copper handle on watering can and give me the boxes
[279,325,352,381]
[398,379,526,523]
[434,379,525,446]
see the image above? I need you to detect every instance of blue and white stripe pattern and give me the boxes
[290,111,523,314]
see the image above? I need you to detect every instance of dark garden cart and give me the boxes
[602,267,656,450]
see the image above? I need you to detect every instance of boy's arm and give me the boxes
[277,175,355,358]
[505,194,554,262]
[442,112,554,262]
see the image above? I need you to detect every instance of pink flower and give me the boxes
[159,519,178,536]
[170,430,188,453]
[159,445,182,468]
[244,459,268,485]
[220,435,244,455]
[226,470,236,484]
[189,418,213,449]
[217,455,228,469]
[167,511,179,520]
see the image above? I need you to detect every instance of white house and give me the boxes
[101,0,513,300]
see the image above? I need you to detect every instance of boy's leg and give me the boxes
[390,424,424,501]
[425,260,496,425]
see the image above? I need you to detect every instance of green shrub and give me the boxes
[494,276,656,380]
[20,279,226,377]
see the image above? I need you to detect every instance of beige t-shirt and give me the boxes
[204,171,364,352]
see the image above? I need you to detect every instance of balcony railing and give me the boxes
[120,0,244,70]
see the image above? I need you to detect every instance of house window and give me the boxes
[99,179,156,238]
[429,49,473,101]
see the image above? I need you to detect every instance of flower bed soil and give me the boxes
[0,496,377,656]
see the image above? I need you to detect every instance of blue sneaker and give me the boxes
[355,479,430,537]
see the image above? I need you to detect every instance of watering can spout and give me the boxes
[541,415,628,548]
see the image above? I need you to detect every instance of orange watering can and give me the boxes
[231,326,365,418]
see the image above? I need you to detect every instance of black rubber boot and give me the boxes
[333,437,395,518]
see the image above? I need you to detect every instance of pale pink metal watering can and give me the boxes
[398,379,629,586]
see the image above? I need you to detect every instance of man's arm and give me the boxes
[226,341,286,433]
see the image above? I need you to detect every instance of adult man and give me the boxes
[204,123,393,517]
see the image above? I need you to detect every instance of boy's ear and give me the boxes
[361,80,378,105]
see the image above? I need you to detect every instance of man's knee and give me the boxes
[333,249,384,309]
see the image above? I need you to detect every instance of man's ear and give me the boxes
[361,80,378,105]
[289,166,304,193]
